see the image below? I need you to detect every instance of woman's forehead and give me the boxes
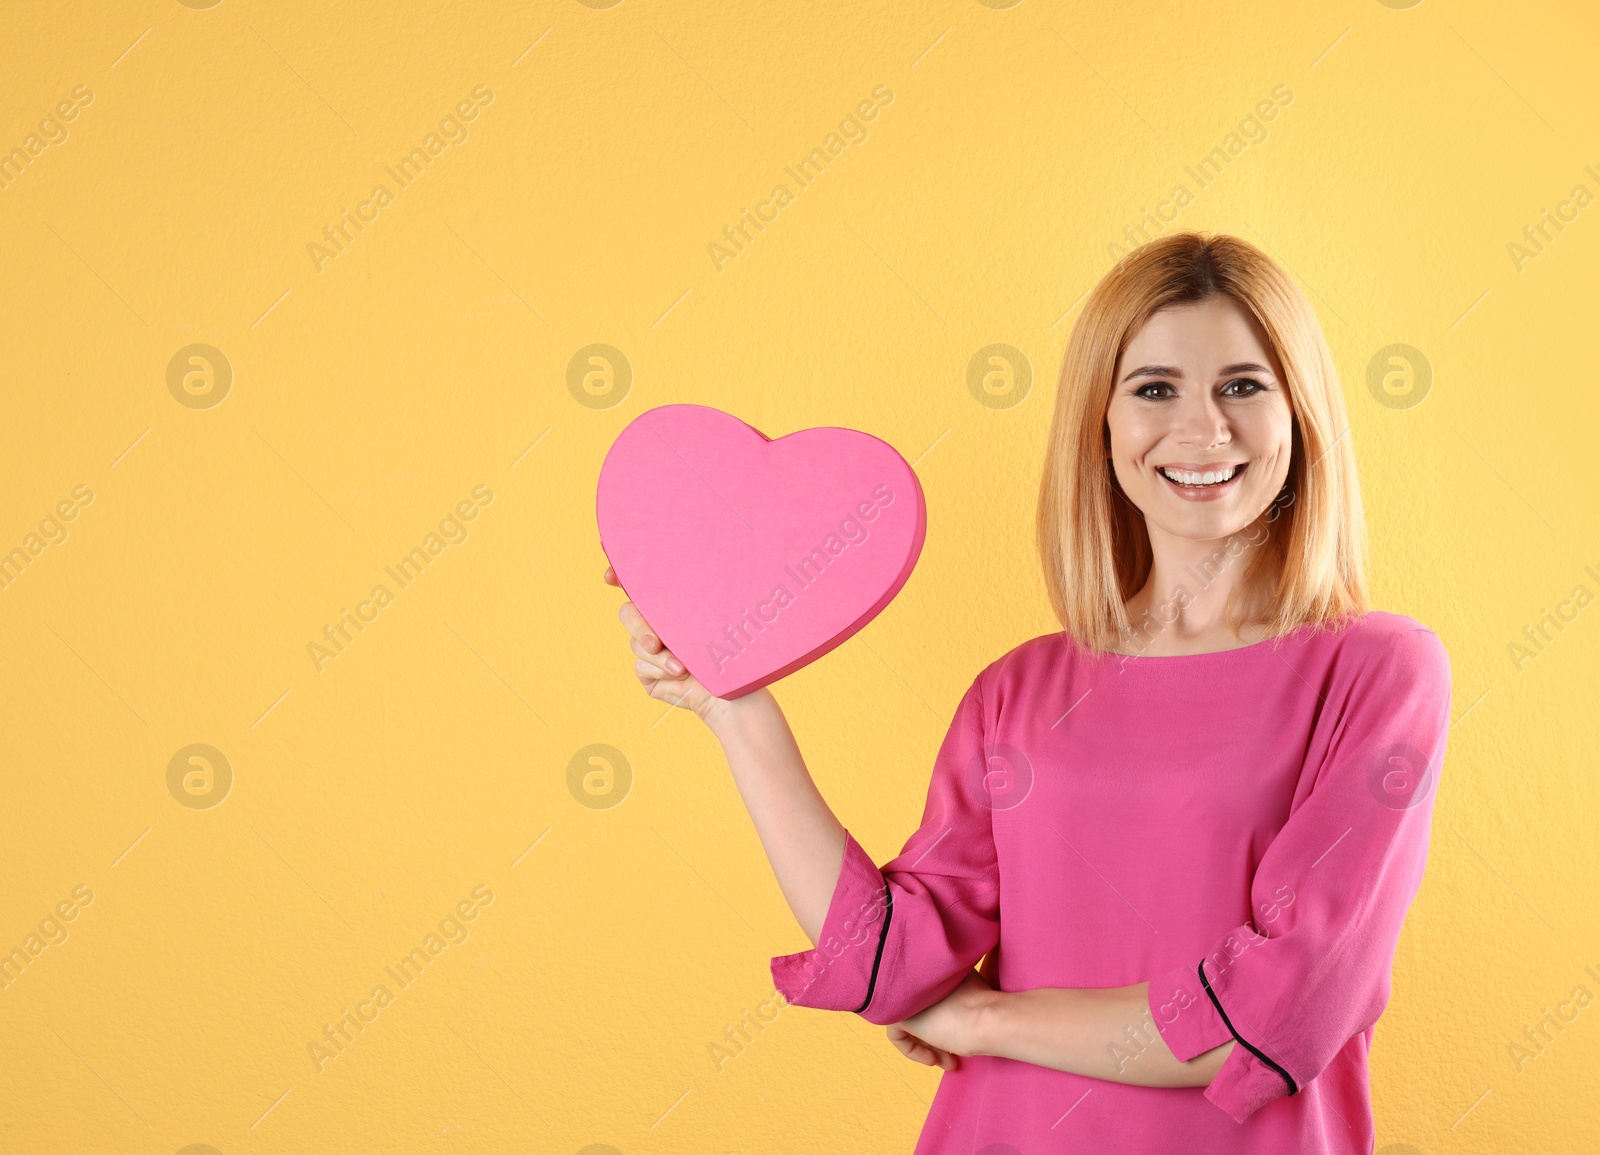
[1119,299,1281,374]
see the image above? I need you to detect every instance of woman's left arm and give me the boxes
[894,625,1454,1118]
[894,972,1234,1085]
[1145,626,1453,1121]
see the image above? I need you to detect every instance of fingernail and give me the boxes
[668,659,684,674]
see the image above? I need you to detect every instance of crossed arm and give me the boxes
[887,969,1234,1086]
[690,678,1231,1088]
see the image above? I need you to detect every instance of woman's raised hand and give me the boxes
[604,563,724,723]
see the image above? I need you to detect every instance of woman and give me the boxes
[605,231,1451,1152]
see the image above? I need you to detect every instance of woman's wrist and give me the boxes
[969,985,1010,1058]
[704,685,778,738]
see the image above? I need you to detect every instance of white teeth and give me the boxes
[1160,465,1239,487]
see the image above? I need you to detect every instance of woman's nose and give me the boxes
[1172,395,1231,446]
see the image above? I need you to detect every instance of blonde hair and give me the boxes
[1036,231,1369,656]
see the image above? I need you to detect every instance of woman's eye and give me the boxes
[1135,382,1175,399]
[1223,377,1265,396]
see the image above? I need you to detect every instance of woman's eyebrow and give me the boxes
[1218,361,1274,377]
[1119,361,1274,383]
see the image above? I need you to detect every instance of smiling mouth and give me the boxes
[1158,463,1248,490]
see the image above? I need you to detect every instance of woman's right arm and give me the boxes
[704,689,848,946]
[608,563,1004,1029]
[608,565,847,946]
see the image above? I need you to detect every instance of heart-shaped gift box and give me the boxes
[596,404,926,699]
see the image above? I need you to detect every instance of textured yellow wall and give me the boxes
[2,1,1596,1153]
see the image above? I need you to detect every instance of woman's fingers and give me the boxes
[616,599,647,640]
[635,657,688,688]
[887,1026,958,1070]
[893,1041,928,1065]
[618,601,685,676]
[886,1030,927,1065]
[617,601,670,659]
[914,1039,958,1070]
[631,634,685,676]
[608,567,703,714]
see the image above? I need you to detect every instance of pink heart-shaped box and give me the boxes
[596,404,926,699]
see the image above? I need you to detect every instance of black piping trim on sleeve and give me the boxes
[852,881,894,1014]
[1198,960,1297,1096]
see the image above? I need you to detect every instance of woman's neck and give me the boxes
[1115,533,1274,657]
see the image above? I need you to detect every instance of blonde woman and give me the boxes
[606,232,1451,1152]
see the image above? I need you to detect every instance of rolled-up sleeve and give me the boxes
[1147,625,1453,1122]
[770,672,1001,1026]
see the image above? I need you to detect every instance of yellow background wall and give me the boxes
[2,1,1596,1152]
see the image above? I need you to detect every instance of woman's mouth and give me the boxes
[1156,462,1248,497]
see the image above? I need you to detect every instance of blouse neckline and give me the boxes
[1083,617,1339,665]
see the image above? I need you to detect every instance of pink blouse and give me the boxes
[770,610,1452,1153]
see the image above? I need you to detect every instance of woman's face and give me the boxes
[1106,294,1295,545]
